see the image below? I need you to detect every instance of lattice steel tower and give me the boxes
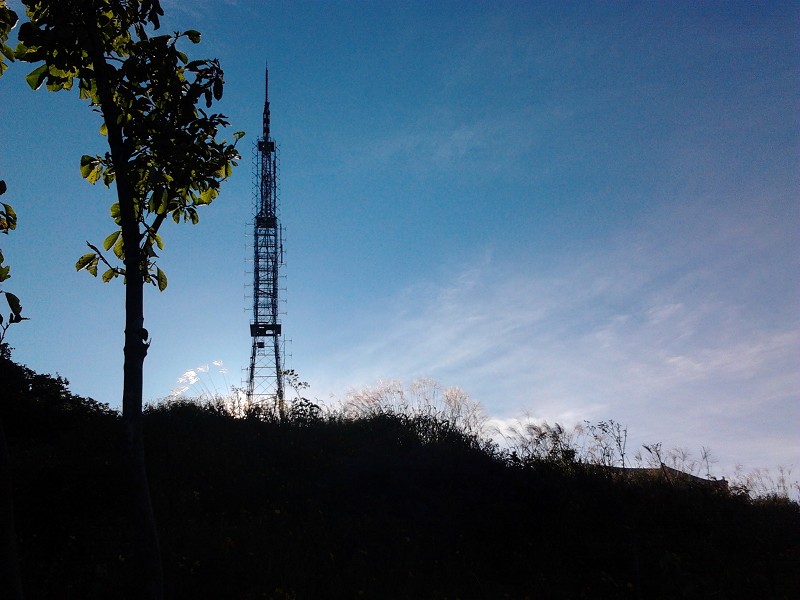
[247,65,285,414]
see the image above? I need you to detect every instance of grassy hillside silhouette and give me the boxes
[2,348,798,599]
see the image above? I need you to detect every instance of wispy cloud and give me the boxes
[160,0,240,22]
[311,204,799,475]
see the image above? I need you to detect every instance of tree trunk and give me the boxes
[93,52,164,599]
[121,272,163,600]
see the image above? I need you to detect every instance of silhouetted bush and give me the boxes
[3,356,799,599]
[1,344,116,441]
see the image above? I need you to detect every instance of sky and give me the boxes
[0,1,797,478]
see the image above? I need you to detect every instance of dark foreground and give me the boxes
[2,353,799,599]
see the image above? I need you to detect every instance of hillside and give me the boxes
[2,351,798,599]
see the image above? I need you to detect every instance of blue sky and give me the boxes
[1,1,797,477]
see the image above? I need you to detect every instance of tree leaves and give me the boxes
[18,0,243,296]
[0,247,9,283]
[0,290,26,343]
[0,167,24,340]
[80,155,103,184]
[0,182,18,330]
[1,200,16,233]
[0,1,17,76]
[76,242,126,284]
[75,252,98,274]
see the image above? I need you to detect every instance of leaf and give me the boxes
[5,292,22,316]
[102,230,120,251]
[0,201,16,233]
[25,64,47,90]
[12,41,27,58]
[155,188,168,213]
[99,122,108,136]
[86,166,101,185]
[185,29,201,43]
[110,203,121,223]
[198,187,216,204]
[79,78,98,102]
[75,253,96,271]
[1,42,15,62]
[0,180,6,195]
[112,234,125,260]
[80,155,96,179]
[0,44,16,62]
[101,268,117,283]
[215,162,233,178]
[47,77,72,92]
[156,267,167,292]
[87,261,98,277]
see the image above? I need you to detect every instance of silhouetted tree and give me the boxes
[15,1,242,597]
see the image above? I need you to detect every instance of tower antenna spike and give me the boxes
[263,63,271,140]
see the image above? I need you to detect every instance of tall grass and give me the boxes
[157,377,799,503]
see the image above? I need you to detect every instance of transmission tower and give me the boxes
[247,65,285,414]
